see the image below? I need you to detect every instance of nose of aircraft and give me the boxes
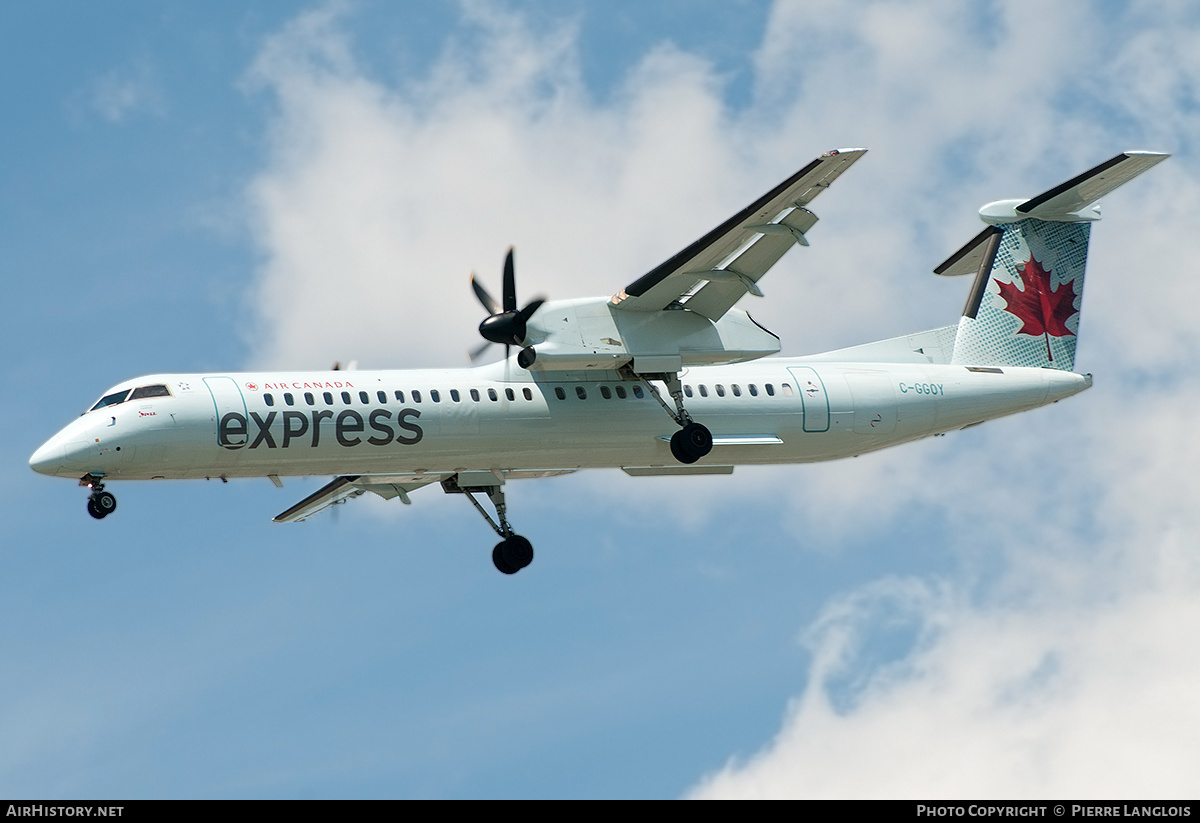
[30,419,96,478]
[29,437,66,475]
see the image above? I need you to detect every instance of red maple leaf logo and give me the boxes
[994,255,1079,361]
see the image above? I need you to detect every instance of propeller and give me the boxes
[470,248,544,362]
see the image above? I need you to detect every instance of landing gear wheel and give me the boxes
[492,535,534,574]
[87,499,106,519]
[493,544,518,574]
[93,491,117,517]
[502,535,534,570]
[670,422,713,464]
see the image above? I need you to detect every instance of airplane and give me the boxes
[30,148,1167,574]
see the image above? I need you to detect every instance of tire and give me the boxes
[94,491,117,515]
[493,543,519,574]
[680,422,713,458]
[670,430,700,464]
[501,535,534,570]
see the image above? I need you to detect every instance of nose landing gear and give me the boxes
[81,475,117,519]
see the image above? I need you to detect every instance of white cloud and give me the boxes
[240,0,1200,798]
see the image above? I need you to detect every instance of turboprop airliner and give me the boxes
[30,149,1167,574]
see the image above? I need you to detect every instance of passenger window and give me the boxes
[358,391,368,404]
[732,385,741,397]
[782,383,794,396]
[632,385,643,399]
[342,391,352,404]
[412,390,422,403]
[506,388,515,401]
[699,385,708,398]
[575,386,587,400]
[284,393,294,406]
[395,390,406,403]
[129,384,171,400]
[600,386,612,399]
[716,385,725,397]
[749,384,758,397]
[765,384,775,397]
[615,385,627,399]
[555,387,566,400]
[431,390,440,403]
[304,392,315,405]
[684,385,693,398]
[324,392,333,405]
[488,388,498,401]
[264,394,275,407]
[522,388,532,401]
[450,389,460,402]
[378,390,388,403]
[470,389,480,402]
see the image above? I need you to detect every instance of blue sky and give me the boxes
[4,0,1200,799]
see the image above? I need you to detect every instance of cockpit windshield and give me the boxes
[87,384,172,413]
[89,389,131,411]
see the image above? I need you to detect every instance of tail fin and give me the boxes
[940,152,1168,371]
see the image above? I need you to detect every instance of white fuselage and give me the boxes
[30,357,1090,482]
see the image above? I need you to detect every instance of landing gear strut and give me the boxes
[81,475,117,520]
[442,474,534,575]
[623,368,713,465]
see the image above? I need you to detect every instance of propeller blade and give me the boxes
[470,246,544,359]
[517,298,545,323]
[471,274,500,315]
[469,340,494,363]
[502,248,516,312]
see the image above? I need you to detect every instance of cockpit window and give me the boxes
[129,384,171,400]
[90,389,131,411]
[88,383,172,413]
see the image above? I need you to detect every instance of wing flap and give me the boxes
[622,465,735,476]
[612,149,866,318]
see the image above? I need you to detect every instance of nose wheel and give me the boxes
[83,477,117,519]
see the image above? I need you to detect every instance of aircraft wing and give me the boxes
[610,148,866,321]
[271,469,579,522]
[272,474,447,522]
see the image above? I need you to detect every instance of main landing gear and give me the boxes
[81,474,117,520]
[442,474,534,575]
[625,368,713,465]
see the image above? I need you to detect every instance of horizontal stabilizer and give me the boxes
[1015,151,1169,221]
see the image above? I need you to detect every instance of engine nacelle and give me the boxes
[518,297,779,373]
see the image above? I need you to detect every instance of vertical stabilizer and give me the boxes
[939,152,1167,371]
